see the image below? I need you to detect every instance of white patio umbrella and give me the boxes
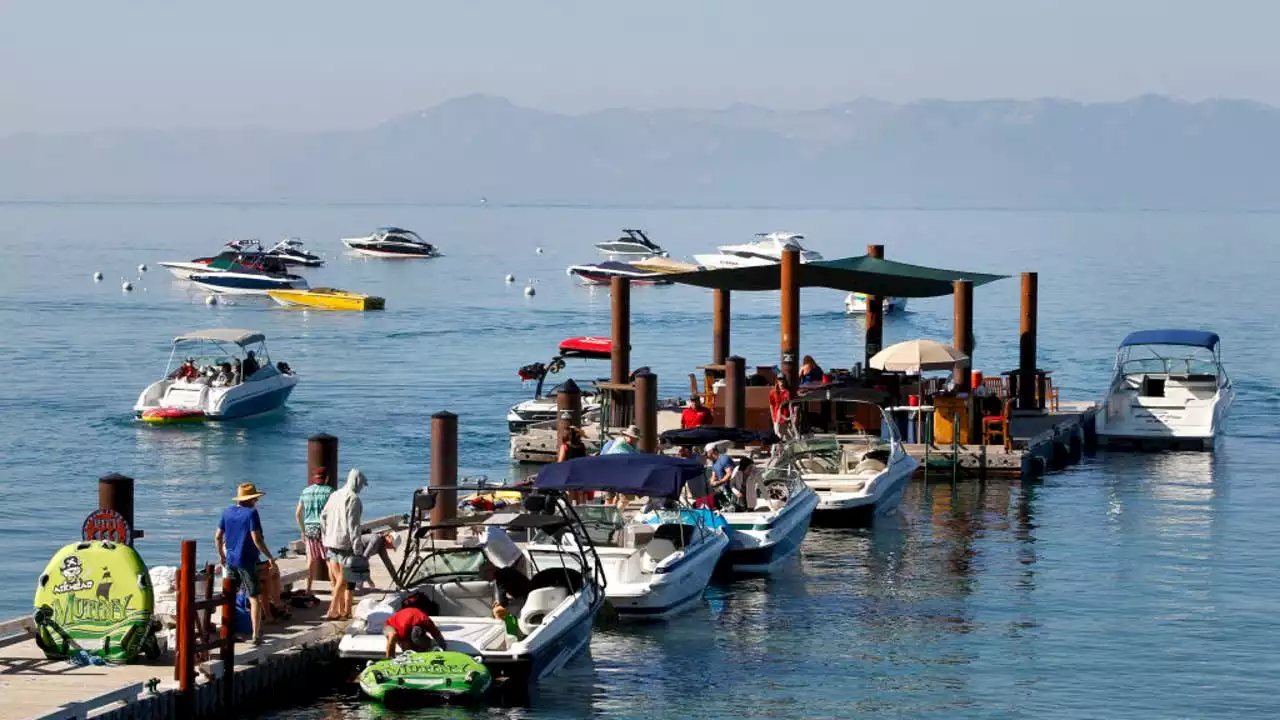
[869,339,969,373]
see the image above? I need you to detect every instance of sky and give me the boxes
[2,1,1278,133]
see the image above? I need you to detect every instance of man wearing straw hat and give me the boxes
[215,482,277,646]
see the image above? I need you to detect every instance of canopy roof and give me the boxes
[173,329,266,346]
[535,454,705,497]
[1120,329,1220,349]
[659,426,778,447]
[662,254,1007,297]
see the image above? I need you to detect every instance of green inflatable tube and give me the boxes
[358,651,493,703]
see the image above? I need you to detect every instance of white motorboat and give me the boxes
[713,460,819,574]
[776,398,919,527]
[337,487,604,694]
[134,329,298,423]
[187,255,309,295]
[844,292,909,315]
[342,226,440,258]
[594,229,667,258]
[565,261,674,285]
[158,239,264,280]
[508,337,611,433]
[531,455,730,619]
[692,232,823,269]
[263,237,324,267]
[1096,329,1233,451]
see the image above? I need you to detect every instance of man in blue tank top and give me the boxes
[216,483,276,645]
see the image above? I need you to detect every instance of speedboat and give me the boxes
[134,329,298,423]
[565,261,673,285]
[263,237,324,267]
[692,232,823,269]
[713,453,818,574]
[188,254,309,295]
[844,292,908,315]
[508,337,610,433]
[1096,329,1233,451]
[267,287,384,311]
[342,227,440,258]
[594,229,667,258]
[337,485,604,694]
[158,239,265,280]
[531,454,730,619]
[775,398,919,527]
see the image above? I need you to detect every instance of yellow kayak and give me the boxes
[267,288,385,311]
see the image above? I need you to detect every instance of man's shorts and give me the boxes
[230,565,261,597]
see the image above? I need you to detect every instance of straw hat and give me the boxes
[620,425,640,439]
[233,482,266,502]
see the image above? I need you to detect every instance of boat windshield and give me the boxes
[165,339,271,376]
[1118,344,1222,377]
[403,547,487,586]
[567,505,626,546]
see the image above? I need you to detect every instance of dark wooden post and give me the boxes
[430,411,458,540]
[633,371,658,453]
[307,433,338,488]
[176,540,196,705]
[218,576,236,713]
[724,355,746,429]
[780,248,800,388]
[953,279,974,391]
[1018,272,1038,411]
[864,244,885,369]
[556,378,582,441]
[98,473,138,541]
[610,276,632,426]
[713,288,730,365]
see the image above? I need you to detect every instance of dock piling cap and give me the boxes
[431,410,457,420]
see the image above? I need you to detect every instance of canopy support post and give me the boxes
[430,411,458,540]
[864,244,885,372]
[953,279,974,391]
[556,379,582,440]
[780,248,800,388]
[611,276,632,427]
[307,433,338,489]
[724,355,746,429]
[634,371,658,453]
[1018,272,1038,412]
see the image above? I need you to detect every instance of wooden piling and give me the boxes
[864,244,885,369]
[713,288,730,365]
[98,473,137,540]
[610,276,632,426]
[633,371,658,453]
[429,411,458,540]
[953,279,974,391]
[218,576,235,713]
[780,248,800,388]
[176,540,197,712]
[307,434,338,488]
[556,378,583,441]
[724,355,746,429]
[1018,272,1038,411]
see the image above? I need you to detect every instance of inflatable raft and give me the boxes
[140,407,206,424]
[358,651,492,703]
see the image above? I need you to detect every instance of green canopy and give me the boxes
[662,255,1008,297]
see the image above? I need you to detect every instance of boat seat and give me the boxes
[640,538,678,573]
[519,586,569,634]
[852,458,887,476]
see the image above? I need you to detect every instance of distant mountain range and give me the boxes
[3,94,1280,209]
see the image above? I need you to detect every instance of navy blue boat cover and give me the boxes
[534,454,706,497]
[1120,329,1220,349]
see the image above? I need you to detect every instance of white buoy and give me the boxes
[535,247,543,255]
[504,274,515,283]
[524,284,536,296]
[122,281,133,292]
[205,295,218,306]
[138,263,148,273]
[93,271,103,281]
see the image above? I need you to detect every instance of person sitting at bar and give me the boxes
[681,396,713,429]
[799,355,824,384]
[383,593,447,657]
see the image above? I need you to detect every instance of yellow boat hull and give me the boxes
[267,288,385,311]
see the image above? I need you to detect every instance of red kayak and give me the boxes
[140,407,206,424]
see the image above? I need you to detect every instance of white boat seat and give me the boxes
[519,586,569,634]
[641,538,678,573]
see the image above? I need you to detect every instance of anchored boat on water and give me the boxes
[268,287,385,311]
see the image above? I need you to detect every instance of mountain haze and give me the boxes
[3,95,1279,210]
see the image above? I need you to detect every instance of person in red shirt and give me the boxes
[768,376,793,441]
[681,396,713,429]
[383,594,447,657]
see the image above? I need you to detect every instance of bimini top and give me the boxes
[558,336,612,360]
[1120,329,1220,349]
[173,329,266,346]
[535,454,705,497]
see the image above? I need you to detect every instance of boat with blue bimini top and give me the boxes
[1096,329,1233,451]
[338,484,605,698]
[133,329,298,424]
[187,252,309,295]
[531,454,730,620]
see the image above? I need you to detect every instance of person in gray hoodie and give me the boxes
[320,468,367,620]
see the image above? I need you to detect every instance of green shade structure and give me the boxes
[662,255,1008,296]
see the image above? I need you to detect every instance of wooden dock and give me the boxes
[0,519,408,720]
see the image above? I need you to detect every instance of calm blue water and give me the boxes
[2,204,1277,718]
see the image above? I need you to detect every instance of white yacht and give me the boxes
[776,398,919,527]
[844,292,909,315]
[594,229,667,258]
[1096,329,1233,451]
[342,227,440,258]
[531,455,730,619]
[693,232,823,269]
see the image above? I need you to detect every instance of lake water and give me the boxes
[1,204,1277,718]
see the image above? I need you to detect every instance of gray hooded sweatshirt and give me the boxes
[320,468,367,552]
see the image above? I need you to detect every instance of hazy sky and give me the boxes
[3,1,1277,133]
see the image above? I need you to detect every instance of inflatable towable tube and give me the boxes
[33,540,155,663]
[358,651,492,703]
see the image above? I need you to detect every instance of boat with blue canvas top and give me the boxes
[531,454,730,619]
[1096,329,1233,450]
